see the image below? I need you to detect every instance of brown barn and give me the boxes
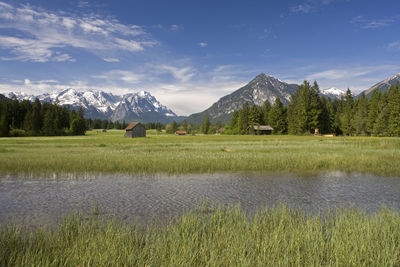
[250,125,273,135]
[125,122,146,138]
[175,130,187,135]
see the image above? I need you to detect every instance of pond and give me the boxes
[1,172,400,226]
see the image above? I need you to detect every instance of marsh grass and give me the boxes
[1,205,400,266]
[0,130,400,176]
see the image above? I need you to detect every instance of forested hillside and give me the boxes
[226,81,400,136]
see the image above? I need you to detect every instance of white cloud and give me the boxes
[198,42,208,48]
[291,4,312,14]
[151,64,196,83]
[351,16,396,29]
[0,1,156,62]
[24,78,30,85]
[103,57,120,62]
[169,24,183,31]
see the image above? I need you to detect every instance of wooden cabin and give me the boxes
[250,125,273,135]
[125,122,146,138]
[175,130,187,135]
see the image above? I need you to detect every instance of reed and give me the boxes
[0,130,399,176]
[1,206,400,266]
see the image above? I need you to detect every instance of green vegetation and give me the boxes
[0,130,400,176]
[226,81,400,136]
[0,97,86,137]
[2,205,400,266]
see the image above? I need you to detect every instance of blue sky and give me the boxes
[0,0,399,115]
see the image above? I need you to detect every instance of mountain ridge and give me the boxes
[6,89,184,123]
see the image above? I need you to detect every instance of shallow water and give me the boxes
[1,172,400,226]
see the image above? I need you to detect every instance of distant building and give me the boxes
[125,122,146,138]
[216,127,225,134]
[249,125,273,135]
[175,130,187,135]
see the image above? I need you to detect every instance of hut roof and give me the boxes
[253,125,273,131]
[125,122,141,130]
[176,130,187,135]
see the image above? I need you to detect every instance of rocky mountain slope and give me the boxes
[361,73,400,97]
[186,73,299,124]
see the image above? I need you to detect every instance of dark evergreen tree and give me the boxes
[353,93,368,135]
[269,98,287,134]
[373,92,389,136]
[388,83,400,136]
[201,114,210,134]
[340,89,354,135]
[238,102,250,134]
[32,98,42,135]
[367,90,381,135]
[262,100,272,125]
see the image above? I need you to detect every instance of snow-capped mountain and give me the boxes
[321,87,345,99]
[6,89,183,123]
[111,91,178,122]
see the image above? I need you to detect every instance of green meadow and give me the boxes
[2,206,400,266]
[2,131,400,266]
[0,130,399,176]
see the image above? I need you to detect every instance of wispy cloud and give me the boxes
[0,1,157,62]
[290,0,338,14]
[198,42,208,48]
[291,4,313,14]
[387,41,400,51]
[351,16,397,29]
[169,24,184,31]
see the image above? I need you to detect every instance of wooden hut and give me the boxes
[175,130,187,135]
[125,122,146,138]
[250,125,273,135]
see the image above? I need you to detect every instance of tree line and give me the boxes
[0,97,86,137]
[225,81,400,136]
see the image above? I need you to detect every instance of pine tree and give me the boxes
[230,110,240,134]
[201,114,210,134]
[0,102,9,137]
[340,89,354,135]
[388,83,400,136]
[32,98,42,135]
[269,98,287,134]
[70,107,86,135]
[373,92,389,136]
[262,100,272,125]
[238,102,250,134]
[353,93,368,135]
[367,90,381,135]
[288,81,323,134]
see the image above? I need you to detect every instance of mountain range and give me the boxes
[5,89,184,124]
[2,72,399,124]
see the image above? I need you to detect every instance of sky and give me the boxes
[0,0,399,115]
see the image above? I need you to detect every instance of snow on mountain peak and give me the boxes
[322,87,344,96]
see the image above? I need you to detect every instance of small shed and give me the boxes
[175,130,187,135]
[216,127,225,134]
[251,125,273,135]
[125,122,146,138]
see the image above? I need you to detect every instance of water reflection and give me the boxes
[1,172,400,226]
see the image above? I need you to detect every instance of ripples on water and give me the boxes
[1,172,400,226]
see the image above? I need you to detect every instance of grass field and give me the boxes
[0,130,400,176]
[1,205,400,266]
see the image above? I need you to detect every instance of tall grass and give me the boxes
[1,206,400,266]
[0,130,400,176]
